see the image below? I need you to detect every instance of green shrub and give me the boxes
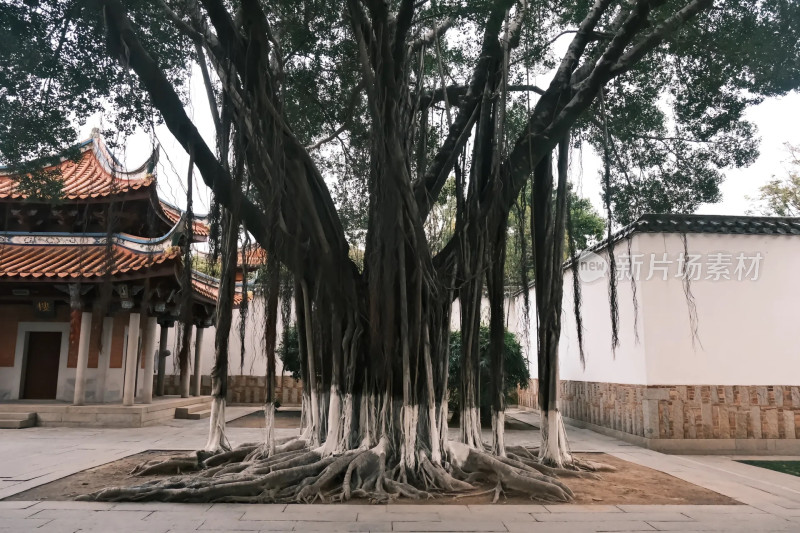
[448,326,530,423]
[278,326,302,380]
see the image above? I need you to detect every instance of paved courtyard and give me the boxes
[2,407,800,532]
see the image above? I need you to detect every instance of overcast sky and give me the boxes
[80,63,800,225]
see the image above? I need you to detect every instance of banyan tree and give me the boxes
[3,0,799,503]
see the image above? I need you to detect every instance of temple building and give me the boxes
[0,133,229,418]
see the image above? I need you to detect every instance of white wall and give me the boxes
[558,237,649,385]
[547,231,800,387]
[639,233,800,385]
[163,297,289,378]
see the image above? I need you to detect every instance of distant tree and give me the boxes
[750,144,800,217]
[569,192,606,250]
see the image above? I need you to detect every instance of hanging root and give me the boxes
[78,436,611,504]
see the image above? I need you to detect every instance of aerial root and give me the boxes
[129,455,200,476]
[79,440,605,504]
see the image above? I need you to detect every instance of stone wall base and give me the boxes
[159,375,303,405]
[516,379,800,454]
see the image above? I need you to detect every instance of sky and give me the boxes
[79,62,800,226]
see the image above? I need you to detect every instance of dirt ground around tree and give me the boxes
[5,450,738,506]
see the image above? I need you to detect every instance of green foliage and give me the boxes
[577,0,800,224]
[749,144,800,217]
[569,193,606,250]
[277,326,301,381]
[448,326,529,420]
[738,460,800,478]
[192,255,221,278]
[505,188,605,289]
[1,0,191,167]
[1,0,799,234]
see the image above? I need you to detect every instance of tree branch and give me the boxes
[99,0,298,274]
[413,0,515,219]
[409,17,454,52]
[610,0,715,76]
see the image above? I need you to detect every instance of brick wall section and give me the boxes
[516,379,539,410]
[654,385,800,439]
[159,375,304,405]
[516,379,800,440]
[563,381,646,437]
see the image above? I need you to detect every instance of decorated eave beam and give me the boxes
[0,222,186,285]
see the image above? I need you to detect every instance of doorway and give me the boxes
[22,331,62,399]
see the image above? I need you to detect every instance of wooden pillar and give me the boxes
[140,316,158,404]
[155,320,172,396]
[192,327,205,396]
[72,311,93,406]
[122,313,141,406]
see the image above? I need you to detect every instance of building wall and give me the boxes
[553,232,800,387]
[0,306,150,403]
[161,299,289,381]
[639,233,800,385]
[159,374,303,405]
[517,231,800,446]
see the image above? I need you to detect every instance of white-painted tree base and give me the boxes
[204,396,231,453]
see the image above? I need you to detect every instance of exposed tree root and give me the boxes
[78,437,613,504]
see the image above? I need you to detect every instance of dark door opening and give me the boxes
[22,331,62,399]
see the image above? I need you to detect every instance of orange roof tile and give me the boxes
[160,201,211,238]
[191,275,245,306]
[0,142,154,201]
[0,243,180,280]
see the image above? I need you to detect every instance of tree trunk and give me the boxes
[205,207,237,453]
[533,136,571,467]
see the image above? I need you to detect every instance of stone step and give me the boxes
[175,401,212,419]
[0,417,36,429]
[0,412,36,421]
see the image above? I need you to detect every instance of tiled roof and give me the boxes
[0,141,154,200]
[551,213,800,281]
[0,243,180,280]
[191,273,244,306]
[588,213,800,256]
[629,214,800,236]
[160,201,211,238]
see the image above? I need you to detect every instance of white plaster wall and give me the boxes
[639,233,800,385]
[556,237,649,385]
[163,297,290,378]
